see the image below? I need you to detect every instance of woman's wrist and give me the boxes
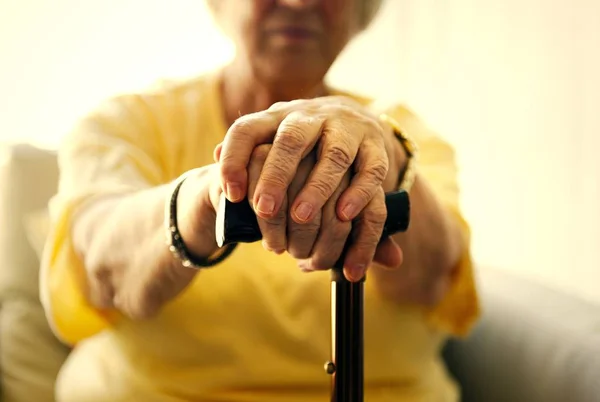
[172,168,221,263]
[380,120,408,193]
[379,113,419,193]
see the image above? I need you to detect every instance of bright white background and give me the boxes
[1,0,598,303]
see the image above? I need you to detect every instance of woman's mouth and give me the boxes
[267,26,320,43]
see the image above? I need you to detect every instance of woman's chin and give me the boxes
[258,58,329,89]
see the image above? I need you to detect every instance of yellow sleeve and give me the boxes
[40,95,165,346]
[385,105,481,337]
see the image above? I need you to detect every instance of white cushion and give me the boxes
[0,144,58,299]
[0,143,70,401]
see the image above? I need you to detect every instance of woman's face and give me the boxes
[212,0,362,87]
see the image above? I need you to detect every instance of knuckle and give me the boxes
[260,168,289,190]
[219,148,246,174]
[275,124,307,154]
[367,157,389,183]
[268,99,307,112]
[366,118,384,135]
[229,115,255,135]
[324,143,354,171]
[219,162,238,182]
[353,185,374,206]
[355,227,381,249]
[368,206,388,226]
[308,178,337,200]
[268,101,288,111]
[288,99,307,108]
[250,144,271,163]
[362,205,387,234]
[335,104,358,116]
[287,110,316,126]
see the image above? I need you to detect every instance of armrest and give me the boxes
[0,143,58,301]
[0,143,68,402]
[443,267,600,402]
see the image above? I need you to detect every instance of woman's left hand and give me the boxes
[215,96,401,279]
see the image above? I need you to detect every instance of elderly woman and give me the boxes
[41,0,479,401]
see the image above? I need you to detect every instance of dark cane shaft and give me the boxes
[216,190,410,402]
[330,269,364,402]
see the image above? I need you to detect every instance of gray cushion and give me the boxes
[444,267,600,402]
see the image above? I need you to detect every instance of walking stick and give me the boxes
[216,190,410,402]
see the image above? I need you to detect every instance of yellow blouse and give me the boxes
[40,70,479,402]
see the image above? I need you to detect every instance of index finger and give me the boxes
[219,113,279,202]
[253,111,323,219]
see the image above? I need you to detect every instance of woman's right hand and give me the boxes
[174,164,225,262]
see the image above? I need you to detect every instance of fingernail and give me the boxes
[226,182,242,202]
[256,194,275,215]
[346,263,366,282]
[341,203,357,221]
[294,202,313,222]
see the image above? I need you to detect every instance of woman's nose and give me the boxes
[277,0,321,10]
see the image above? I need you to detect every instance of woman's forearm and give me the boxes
[72,169,219,319]
[372,174,465,306]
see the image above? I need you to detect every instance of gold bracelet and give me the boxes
[379,113,418,192]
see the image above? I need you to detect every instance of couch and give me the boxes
[0,143,599,402]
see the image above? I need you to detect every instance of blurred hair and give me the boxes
[361,0,383,29]
[205,0,384,30]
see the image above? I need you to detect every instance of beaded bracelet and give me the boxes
[165,171,237,269]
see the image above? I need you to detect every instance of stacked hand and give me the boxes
[212,97,403,281]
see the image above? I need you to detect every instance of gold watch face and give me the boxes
[380,113,417,157]
[402,136,417,157]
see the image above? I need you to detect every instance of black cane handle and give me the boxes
[216,190,411,255]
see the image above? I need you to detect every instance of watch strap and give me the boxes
[380,113,419,192]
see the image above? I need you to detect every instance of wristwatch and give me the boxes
[379,113,418,193]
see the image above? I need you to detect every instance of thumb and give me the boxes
[213,142,223,162]
[373,237,403,269]
[207,164,225,212]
